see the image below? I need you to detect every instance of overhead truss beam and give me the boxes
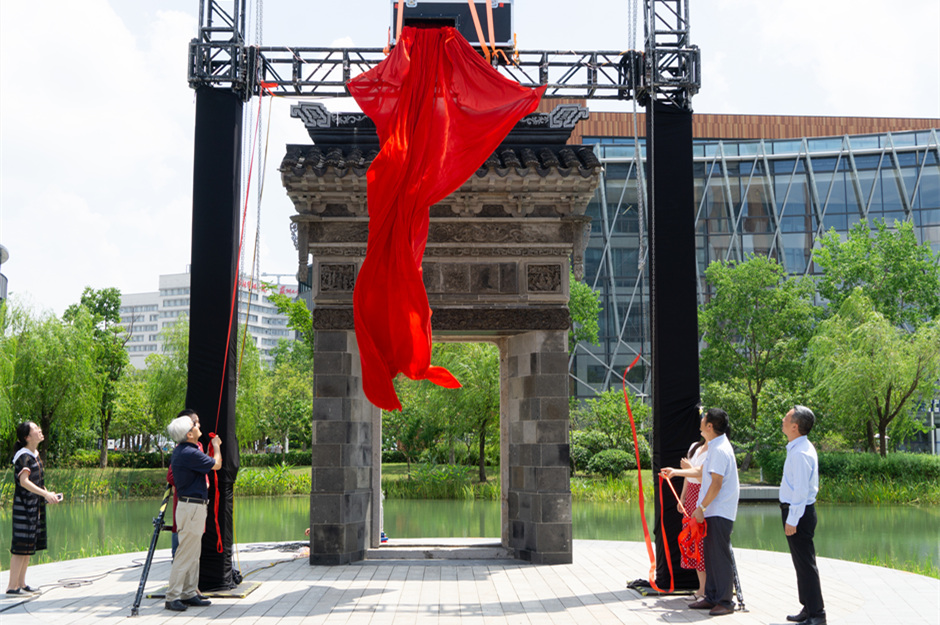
[188,1,699,105]
[190,44,648,100]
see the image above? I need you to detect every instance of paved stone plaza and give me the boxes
[1,539,937,624]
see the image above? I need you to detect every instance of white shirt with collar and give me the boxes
[779,435,819,527]
[697,433,739,521]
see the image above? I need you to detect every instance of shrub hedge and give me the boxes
[60,451,171,469]
[240,451,311,467]
[569,445,592,473]
[587,449,636,477]
[382,449,406,463]
[756,450,940,484]
[570,429,651,471]
[58,450,316,469]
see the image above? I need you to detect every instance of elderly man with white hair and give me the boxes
[164,409,222,612]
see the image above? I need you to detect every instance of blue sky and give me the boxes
[1,0,938,316]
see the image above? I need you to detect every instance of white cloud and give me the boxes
[0,1,197,314]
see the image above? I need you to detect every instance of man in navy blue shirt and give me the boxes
[164,409,222,612]
[780,406,826,625]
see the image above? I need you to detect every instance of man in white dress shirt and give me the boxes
[780,405,826,625]
[688,407,739,617]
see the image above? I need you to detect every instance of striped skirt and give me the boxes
[10,492,47,556]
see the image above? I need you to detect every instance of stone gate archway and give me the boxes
[281,103,600,565]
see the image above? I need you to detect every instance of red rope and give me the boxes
[215,92,264,426]
[622,354,674,593]
[662,471,684,515]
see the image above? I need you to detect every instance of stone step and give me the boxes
[366,539,512,561]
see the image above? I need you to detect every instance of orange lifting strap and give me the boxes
[467,0,493,63]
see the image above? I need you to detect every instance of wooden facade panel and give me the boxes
[536,99,938,142]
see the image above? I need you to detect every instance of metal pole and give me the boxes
[930,407,936,455]
[730,546,746,612]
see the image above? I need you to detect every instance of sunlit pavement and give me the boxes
[1,539,937,624]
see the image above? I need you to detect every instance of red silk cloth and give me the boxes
[347,26,545,411]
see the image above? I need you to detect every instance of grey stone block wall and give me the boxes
[504,330,572,564]
[308,329,376,565]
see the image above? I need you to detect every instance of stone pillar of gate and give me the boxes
[308,329,377,565]
[504,330,572,564]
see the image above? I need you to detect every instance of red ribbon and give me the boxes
[623,355,674,593]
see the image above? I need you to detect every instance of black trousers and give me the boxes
[781,503,825,616]
[703,516,735,609]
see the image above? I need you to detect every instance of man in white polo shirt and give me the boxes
[688,407,740,617]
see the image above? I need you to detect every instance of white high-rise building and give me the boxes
[119,270,298,369]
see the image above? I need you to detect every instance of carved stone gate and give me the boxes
[281,103,600,565]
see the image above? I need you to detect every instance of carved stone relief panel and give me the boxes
[319,264,357,292]
[527,264,562,293]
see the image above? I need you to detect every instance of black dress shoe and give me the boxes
[165,600,188,611]
[799,615,827,625]
[182,594,212,606]
[787,609,808,622]
[688,598,716,609]
[709,604,734,616]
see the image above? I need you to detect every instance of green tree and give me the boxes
[701,376,816,456]
[110,368,161,453]
[570,387,651,451]
[0,302,18,447]
[64,287,129,467]
[569,269,602,351]
[813,219,940,328]
[386,377,444,475]
[264,358,313,456]
[145,318,189,436]
[235,329,266,451]
[8,308,99,463]
[809,290,940,456]
[699,255,817,467]
[432,343,501,482]
[265,287,314,352]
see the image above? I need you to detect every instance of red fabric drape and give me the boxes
[347,26,545,411]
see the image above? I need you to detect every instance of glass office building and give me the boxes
[568,119,940,401]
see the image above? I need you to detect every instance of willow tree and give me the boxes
[9,307,99,462]
[145,318,189,433]
[64,287,129,467]
[809,290,940,455]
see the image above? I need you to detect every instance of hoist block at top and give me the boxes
[390,1,513,49]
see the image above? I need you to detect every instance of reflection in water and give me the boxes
[1,497,936,570]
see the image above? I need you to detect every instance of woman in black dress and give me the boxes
[7,421,61,595]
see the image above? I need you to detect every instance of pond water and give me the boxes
[0,497,936,571]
